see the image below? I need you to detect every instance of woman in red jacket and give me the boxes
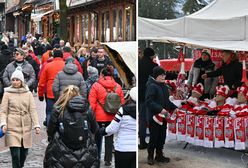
[89,67,124,166]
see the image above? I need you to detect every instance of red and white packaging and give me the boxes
[234,117,247,150]
[186,114,195,144]
[214,117,225,148]
[224,117,235,148]
[204,116,214,148]
[177,112,186,141]
[167,119,177,141]
[195,115,205,146]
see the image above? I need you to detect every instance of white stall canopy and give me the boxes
[139,0,248,51]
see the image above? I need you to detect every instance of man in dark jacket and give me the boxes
[202,50,242,97]
[145,66,177,165]
[138,47,158,149]
[90,46,113,74]
[0,44,13,99]
[51,34,60,48]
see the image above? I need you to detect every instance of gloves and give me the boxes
[99,127,107,136]
[39,96,44,101]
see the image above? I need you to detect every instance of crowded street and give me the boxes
[0,96,116,168]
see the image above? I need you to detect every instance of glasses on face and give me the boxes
[11,78,20,81]
[14,52,21,56]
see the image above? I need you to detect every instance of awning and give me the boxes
[31,10,54,22]
[103,41,136,88]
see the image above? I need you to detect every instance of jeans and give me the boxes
[148,120,167,151]
[138,100,148,145]
[46,98,55,126]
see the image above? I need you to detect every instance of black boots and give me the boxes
[155,149,170,163]
[147,149,154,165]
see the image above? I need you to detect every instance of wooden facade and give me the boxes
[67,0,136,47]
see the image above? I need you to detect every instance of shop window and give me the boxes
[118,9,123,41]
[82,14,88,44]
[125,4,135,41]
[91,13,98,43]
[101,11,110,42]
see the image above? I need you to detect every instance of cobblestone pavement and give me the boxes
[0,96,115,168]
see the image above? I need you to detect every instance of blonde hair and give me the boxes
[55,85,80,118]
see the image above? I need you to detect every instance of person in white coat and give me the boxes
[100,87,137,168]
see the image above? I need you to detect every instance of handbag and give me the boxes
[0,128,5,138]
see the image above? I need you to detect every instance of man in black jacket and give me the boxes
[145,66,177,165]
[138,47,158,149]
[202,50,242,97]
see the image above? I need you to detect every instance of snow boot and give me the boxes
[147,149,155,165]
[155,149,170,163]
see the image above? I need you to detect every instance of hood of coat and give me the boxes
[2,49,12,56]
[123,100,136,119]
[67,95,86,113]
[4,85,29,93]
[63,62,78,75]
[98,76,117,90]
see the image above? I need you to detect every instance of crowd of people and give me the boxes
[138,47,246,165]
[0,33,136,168]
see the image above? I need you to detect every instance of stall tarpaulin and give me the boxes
[138,0,248,51]
[103,41,136,88]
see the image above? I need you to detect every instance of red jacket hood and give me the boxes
[98,76,117,90]
[63,52,71,60]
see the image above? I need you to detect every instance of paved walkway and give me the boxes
[0,96,115,168]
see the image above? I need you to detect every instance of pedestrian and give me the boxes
[63,46,83,73]
[138,47,158,149]
[41,44,53,65]
[187,49,218,99]
[85,66,99,98]
[52,57,87,101]
[202,50,242,97]
[0,70,40,168]
[100,86,137,168]
[44,85,99,168]
[51,34,60,48]
[2,48,35,88]
[145,66,177,165]
[22,47,40,95]
[89,67,125,166]
[90,46,113,75]
[0,44,13,99]
[38,49,65,126]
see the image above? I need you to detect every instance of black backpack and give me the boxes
[59,110,91,150]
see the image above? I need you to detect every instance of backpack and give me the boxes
[97,83,121,114]
[59,110,91,150]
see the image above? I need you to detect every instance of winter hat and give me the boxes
[192,83,204,96]
[129,86,137,102]
[53,49,63,58]
[54,44,60,49]
[11,70,24,84]
[15,48,26,56]
[153,66,166,79]
[216,85,230,97]
[237,85,248,100]
[201,49,211,57]
[65,57,75,64]
[87,66,98,77]
[143,47,155,58]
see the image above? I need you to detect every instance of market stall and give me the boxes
[139,0,248,151]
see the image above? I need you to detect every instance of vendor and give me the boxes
[187,49,217,99]
[202,50,242,97]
